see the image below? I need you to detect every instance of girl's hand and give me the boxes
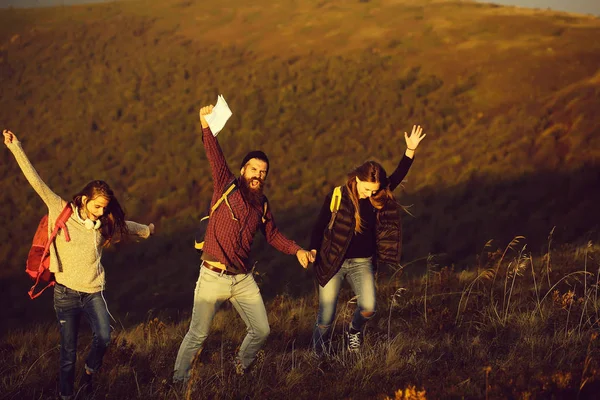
[3,129,18,146]
[404,125,426,150]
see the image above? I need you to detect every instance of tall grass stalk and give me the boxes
[388,288,406,347]
[455,268,494,325]
[503,246,527,324]
[545,227,556,288]
[490,236,525,324]
[577,242,593,336]
[578,332,597,395]
[565,288,574,338]
[424,257,429,323]
[133,368,142,397]
[530,255,543,319]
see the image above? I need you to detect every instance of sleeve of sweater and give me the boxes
[388,155,414,192]
[6,140,63,212]
[125,221,151,239]
[310,193,333,251]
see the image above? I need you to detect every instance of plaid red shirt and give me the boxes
[201,127,301,274]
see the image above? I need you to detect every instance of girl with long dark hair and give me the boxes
[310,125,426,354]
[3,129,155,399]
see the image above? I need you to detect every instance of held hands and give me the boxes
[296,249,317,269]
[199,105,215,129]
[148,223,155,236]
[404,125,426,154]
[3,130,18,147]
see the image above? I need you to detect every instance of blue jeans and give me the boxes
[312,257,376,353]
[53,283,111,397]
[173,263,270,382]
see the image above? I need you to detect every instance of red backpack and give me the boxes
[26,204,73,299]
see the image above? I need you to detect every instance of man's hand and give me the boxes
[296,249,314,269]
[199,105,215,129]
[3,129,18,147]
[309,249,316,263]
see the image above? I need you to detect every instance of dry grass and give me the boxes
[2,237,600,398]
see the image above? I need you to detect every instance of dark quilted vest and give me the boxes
[314,186,403,286]
[375,203,403,265]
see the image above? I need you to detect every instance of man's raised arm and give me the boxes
[199,105,234,195]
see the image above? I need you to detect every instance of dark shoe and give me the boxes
[346,329,363,352]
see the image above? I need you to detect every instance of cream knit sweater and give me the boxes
[8,140,151,293]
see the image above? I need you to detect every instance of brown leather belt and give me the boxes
[202,261,236,275]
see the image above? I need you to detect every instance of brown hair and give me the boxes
[72,180,128,246]
[344,161,394,233]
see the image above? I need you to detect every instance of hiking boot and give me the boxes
[346,329,363,352]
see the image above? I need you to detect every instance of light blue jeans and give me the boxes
[173,263,270,382]
[312,257,376,353]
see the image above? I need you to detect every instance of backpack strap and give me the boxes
[329,186,342,212]
[55,204,74,242]
[327,186,342,230]
[29,204,73,299]
[44,204,73,261]
[261,200,268,224]
[208,180,267,223]
[210,180,238,221]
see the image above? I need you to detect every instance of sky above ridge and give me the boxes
[0,0,598,16]
[477,0,600,16]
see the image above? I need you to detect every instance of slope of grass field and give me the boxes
[0,0,599,396]
[2,239,600,398]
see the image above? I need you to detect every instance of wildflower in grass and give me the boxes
[384,385,427,400]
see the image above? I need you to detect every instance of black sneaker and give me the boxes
[346,330,363,352]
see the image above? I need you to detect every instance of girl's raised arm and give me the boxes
[3,130,64,210]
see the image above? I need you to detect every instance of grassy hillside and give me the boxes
[2,240,600,398]
[0,0,599,332]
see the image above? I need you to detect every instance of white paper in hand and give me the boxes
[205,95,233,136]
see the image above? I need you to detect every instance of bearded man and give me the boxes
[173,104,315,382]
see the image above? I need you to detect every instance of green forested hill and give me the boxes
[0,0,599,331]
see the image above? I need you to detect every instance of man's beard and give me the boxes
[239,176,265,207]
